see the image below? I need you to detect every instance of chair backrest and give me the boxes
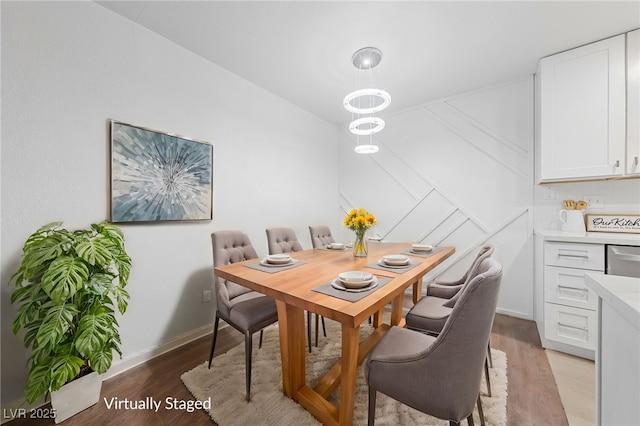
[461,244,495,283]
[433,258,502,417]
[309,225,335,248]
[396,258,503,420]
[443,243,495,307]
[211,231,259,317]
[266,227,304,254]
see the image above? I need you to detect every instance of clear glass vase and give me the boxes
[353,230,368,257]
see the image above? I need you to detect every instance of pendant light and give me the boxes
[343,47,391,154]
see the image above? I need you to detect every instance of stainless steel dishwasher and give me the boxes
[606,244,640,277]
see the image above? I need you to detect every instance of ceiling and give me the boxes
[97,1,640,127]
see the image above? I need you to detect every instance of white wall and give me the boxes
[339,77,536,320]
[0,1,339,411]
[534,179,640,231]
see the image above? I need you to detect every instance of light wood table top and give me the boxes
[215,242,455,425]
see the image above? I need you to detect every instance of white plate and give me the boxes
[260,258,295,267]
[338,271,374,286]
[326,243,345,250]
[266,254,292,264]
[411,244,433,252]
[331,277,378,293]
[377,260,411,269]
[382,255,410,266]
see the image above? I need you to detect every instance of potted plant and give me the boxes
[9,221,131,422]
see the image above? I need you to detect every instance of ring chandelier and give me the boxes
[344,47,390,154]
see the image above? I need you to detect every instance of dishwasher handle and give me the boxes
[610,247,640,263]
[607,245,640,278]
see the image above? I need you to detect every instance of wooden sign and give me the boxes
[586,214,640,234]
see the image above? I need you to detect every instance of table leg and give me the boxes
[390,294,404,326]
[338,324,360,425]
[276,300,306,399]
[412,276,423,304]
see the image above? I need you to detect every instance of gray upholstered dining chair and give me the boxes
[208,230,278,401]
[406,243,496,395]
[427,244,495,300]
[366,258,503,426]
[308,225,335,248]
[265,227,327,352]
[266,227,304,254]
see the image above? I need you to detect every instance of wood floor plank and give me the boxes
[7,314,567,425]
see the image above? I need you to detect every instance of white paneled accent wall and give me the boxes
[339,77,535,319]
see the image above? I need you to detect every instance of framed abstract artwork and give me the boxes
[110,121,213,223]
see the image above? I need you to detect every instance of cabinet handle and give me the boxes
[557,284,587,292]
[614,160,620,168]
[558,322,588,331]
[557,250,589,259]
[635,156,639,167]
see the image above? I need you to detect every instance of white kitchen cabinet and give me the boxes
[538,34,626,182]
[627,29,640,176]
[543,241,604,355]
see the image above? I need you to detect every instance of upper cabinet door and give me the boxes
[538,35,626,182]
[627,29,640,176]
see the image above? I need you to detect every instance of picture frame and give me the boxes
[585,214,640,234]
[110,120,213,223]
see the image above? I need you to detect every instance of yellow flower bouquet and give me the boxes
[344,208,376,257]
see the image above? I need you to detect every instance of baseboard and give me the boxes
[1,324,217,424]
[540,336,595,361]
[103,323,213,380]
[495,307,533,321]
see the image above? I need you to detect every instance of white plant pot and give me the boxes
[50,371,102,423]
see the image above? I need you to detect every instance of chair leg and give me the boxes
[315,314,320,347]
[467,413,475,426]
[477,393,485,426]
[207,315,220,369]
[321,316,327,337]
[259,329,264,349]
[368,387,377,426]
[244,330,254,401]
[484,357,492,397]
[307,311,312,353]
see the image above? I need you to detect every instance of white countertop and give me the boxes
[536,229,640,245]
[585,273,640,331]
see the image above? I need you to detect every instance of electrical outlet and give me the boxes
[202,290,211,302]
[583,195,604,209]
[543,186,556,200]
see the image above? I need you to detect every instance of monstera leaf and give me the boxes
[41,256,89,304]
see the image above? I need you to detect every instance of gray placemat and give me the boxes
[401,246,445,258]
[365,258,422,274]
[244,259,307,274]
[312,275,393,302]
[316,246,350,252]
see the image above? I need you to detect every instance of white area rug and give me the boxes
[182,320,507,425]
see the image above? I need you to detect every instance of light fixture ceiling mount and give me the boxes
[351,47,382,70]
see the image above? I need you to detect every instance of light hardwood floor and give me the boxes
[8,314,568,426]
[546,350,595,426]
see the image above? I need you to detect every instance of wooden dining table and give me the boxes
[214,241,455,426]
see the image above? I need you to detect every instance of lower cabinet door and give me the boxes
[544,266,601,310]
[544,302,597,350]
